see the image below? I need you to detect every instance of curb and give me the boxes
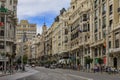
[0,73,10,77]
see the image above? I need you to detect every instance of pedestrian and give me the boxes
[94,64,97,73]
[78,64,80,71]
[100,65,103,73]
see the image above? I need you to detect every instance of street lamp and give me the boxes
[21,32,27,71]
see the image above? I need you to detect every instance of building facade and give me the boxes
[0,0,18,63]
[16,20,36,64]
[16,20,36,42]
[46,0,120,68]
[22,0,120,68]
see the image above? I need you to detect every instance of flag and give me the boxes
[0,22,4,26]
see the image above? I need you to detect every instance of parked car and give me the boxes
[45,64,50,68]
[57,64,63,68]
[50,64,56,69]
[31,64,35,67]
[26,64,30,67]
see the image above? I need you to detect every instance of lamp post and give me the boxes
[21,32,27,71]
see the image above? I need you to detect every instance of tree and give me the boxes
[85,56,93,70]
[0,52,5,56]
[85,56,93,65]
[98,58,103,65]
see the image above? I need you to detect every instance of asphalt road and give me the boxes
[18,67,120,80]
[17,67,91,80]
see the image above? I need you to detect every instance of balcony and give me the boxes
[0,36,14,42]
[113,48,120,53]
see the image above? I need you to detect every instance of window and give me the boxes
[85,35,87,41]
[64,37,68,43]
[115,39,119,48]
[109,20,113,27]
[102,3,106,14]
[95,34,98,41]
[80,16,82,22]
[102,30,106,38]
[83,14,87,21]
[0,30,4,36]
[102,46,106,55]
[94,10,98,19]
[23,25,26,27]
[109,5,113,15]
[95,48,98,57]
[115,32,119,48]
[88,47,90,54]
[99,47,101,56]
[88,23,90,31]
[65,29,68,35]
[109,41,111,48]
[85,48,87,54]
[99,19,101,28]
[83,23,87,32]
[0,42,4,49]
[94,21,98,32]
[94,0,97,8]
[102,0,105,2]
[99,32,101,40]
[1,17,4,23]
[58,36,61,38]
[102,16,106,28]
[73,6,75,10]
[10,0,12,5]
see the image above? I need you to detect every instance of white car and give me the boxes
[31,64,35,67]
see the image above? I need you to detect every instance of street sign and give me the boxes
[0,7,8,12]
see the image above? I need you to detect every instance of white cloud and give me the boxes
[17,0,70,34]
[17,0,70,19]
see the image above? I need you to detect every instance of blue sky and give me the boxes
[17,0,70,33]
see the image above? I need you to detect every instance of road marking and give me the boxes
[67,74,93,80]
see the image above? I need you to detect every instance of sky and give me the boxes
[17,0,70,34]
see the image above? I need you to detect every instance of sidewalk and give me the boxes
[0,67,39,80]
[0,71,10,77]
[57,68,120,80]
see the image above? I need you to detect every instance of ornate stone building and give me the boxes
[16,20,36,42]
[0,0,18,63]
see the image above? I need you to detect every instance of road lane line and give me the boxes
[67,74,93,80]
